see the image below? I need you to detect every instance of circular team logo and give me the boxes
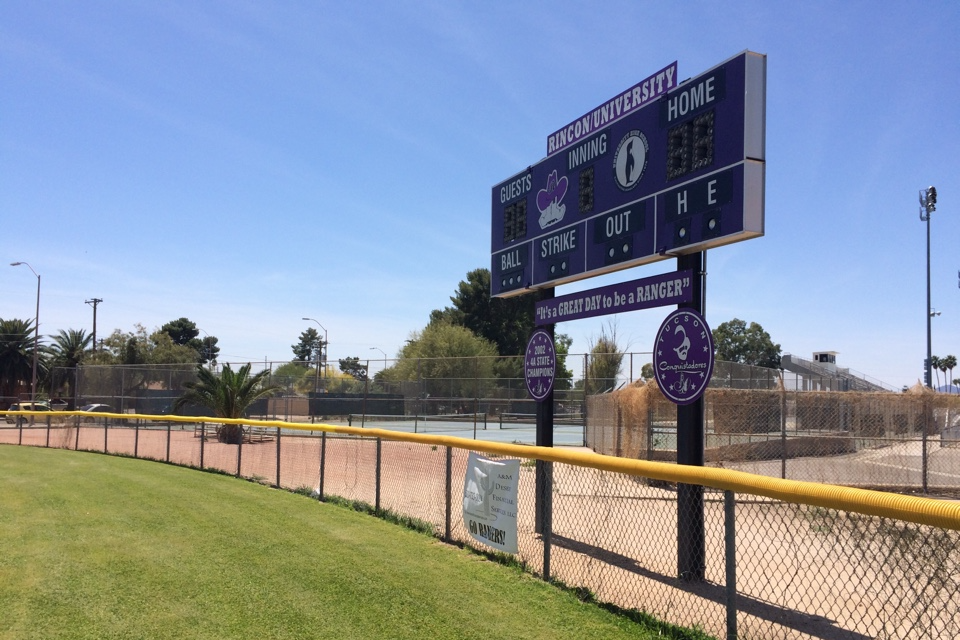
[653,309,714,405]
[524,328,556,402]
[613,130,648,191]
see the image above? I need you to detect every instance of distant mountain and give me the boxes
[936,384,960,394]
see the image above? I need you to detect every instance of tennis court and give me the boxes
[335,412,586,446]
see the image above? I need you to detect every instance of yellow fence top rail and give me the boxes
[6,410,960,532]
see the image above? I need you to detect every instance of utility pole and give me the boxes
[86,298,103,351]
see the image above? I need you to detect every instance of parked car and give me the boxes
[78,404,114,422]
[4,402,52,424]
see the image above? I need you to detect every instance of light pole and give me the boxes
[10,262,40,402]
[919,186,937,388]
[302,317,328,389]
[370,347,387,375]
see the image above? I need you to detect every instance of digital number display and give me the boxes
[666,110,715,181]
[578,166,594,214]
[503,199,528,243]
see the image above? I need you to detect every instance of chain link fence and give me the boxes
[587,378,960,497]
[2,412,958,639]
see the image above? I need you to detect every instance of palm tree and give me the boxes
[930,355,942,388]
[937,356,952,392]
[173,363,280,444]
[942,355,957,392]
[48,329,92,407]
[0,318,41,406]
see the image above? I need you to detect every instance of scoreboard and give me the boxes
[491,51,766,298]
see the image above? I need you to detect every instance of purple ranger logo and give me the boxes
[653,309,714,405]
[537,169,568,229]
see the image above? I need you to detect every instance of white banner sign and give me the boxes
[462,451,520,554]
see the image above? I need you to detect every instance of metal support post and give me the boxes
[444,446,453,541]
[375,438,382,514]
[319,431,327,500]
[677,251,706,581]
[724,490,738,640]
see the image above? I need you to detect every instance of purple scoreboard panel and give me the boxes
[491,51,766,298]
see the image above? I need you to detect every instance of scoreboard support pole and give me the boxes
[676,251,706,582]
[535,288,555,581]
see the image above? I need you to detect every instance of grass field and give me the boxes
[0,446,708,640]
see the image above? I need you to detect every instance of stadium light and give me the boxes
[10,262,40,403]
[919,186,938,388]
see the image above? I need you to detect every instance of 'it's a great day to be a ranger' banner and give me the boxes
[535,269,693,325]
[462,452,520,554]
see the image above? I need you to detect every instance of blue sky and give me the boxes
[2,1,958,390]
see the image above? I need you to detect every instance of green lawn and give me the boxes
[0,446,704,640]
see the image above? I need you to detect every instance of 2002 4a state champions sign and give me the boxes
[654,309,714,405]
[524,328,556,402]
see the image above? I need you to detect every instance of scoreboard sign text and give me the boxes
[491,51,766,298]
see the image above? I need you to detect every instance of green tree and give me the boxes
[386,323,498,402]
[159,317,218,364]
[944,355,957,390]
[712,318,781,369]
[198,335,220,365]
[585,323,624,394]
[553,334,574,391]
[640,362,655,381]
[270,361,315,395]
[339,357,369,382]
[89,324,197,366]
[160,318,200,346]
[930,355,942,388]
[173,363,281,443]
[0,318,40,405]
[431,268,574,383]
[292,328,323,364]
[149,331,204,365]
[430,268,535,357]
[47,329,93,406]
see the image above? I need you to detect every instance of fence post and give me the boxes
[415,358,422,432]
[103,418,108,453]
[237,429,243,478]
[444,446,452,541]
[615,403,623,457]
[319,431,326,500]
[724,490,738,640]
[165,422,171,462]
[45,415,51,448]
[780,386,787,479]
[362,363,369,422]
[375,438,382,514]
[646,408,653,461]
[199,423,205,470]
[134,419,140,458]
[74,416,80,450]
[542,461,553,582]
[275,427,281,489]
[922,397,929,494]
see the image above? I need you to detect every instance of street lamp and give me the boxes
[919,186,938,388]
[10,262,40,402]
[302,317,328,388]
[370,347,387,374]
